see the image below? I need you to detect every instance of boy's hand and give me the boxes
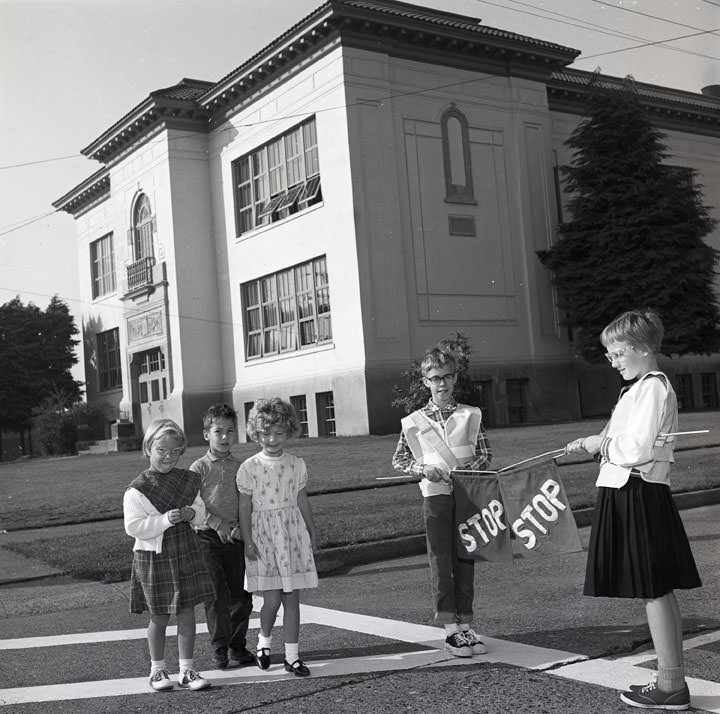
[424,465,450,483]
[244,541,260,560]
[180,506,195,522]
[566,435,602,456]
[215,521,234,544]
[229,526,243,542]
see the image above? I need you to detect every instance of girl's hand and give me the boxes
[565,438,587,455]
[244,541,260,560]
[566,435,602,456]
[167,509,182,524]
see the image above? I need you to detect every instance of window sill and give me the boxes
[235,201,324,243]
[245,341,335,366]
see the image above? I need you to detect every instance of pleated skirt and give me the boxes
[584,476,701,599]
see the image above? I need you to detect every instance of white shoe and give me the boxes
[178,669,210,690]
[149,668,173,691]
[462,628,488,655]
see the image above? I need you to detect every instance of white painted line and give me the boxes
[550,658,720,714]
[617,629,720,666]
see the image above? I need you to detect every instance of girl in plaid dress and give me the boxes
[237,399,318,677]
[124,419,215,692]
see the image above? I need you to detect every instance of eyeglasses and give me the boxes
[605,346,634,363]
[425,373,456,385]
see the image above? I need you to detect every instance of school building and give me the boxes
[53,0,720,446]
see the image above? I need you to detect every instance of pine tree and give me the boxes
[538,74,719,361]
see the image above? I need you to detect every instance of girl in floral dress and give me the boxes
[237,398,318,677]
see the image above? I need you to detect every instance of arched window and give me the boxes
[441,106,475,204]
[132,194,154,261]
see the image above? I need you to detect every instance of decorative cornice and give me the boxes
[198,0,581,122]
[548,68,720,138]
[81,78,214,165]
[52,167,110,216]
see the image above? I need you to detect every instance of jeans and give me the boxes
[423,494,474,625]
[197,529,253,653]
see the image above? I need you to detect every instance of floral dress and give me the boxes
[236,451,318,593]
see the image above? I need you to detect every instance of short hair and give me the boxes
[420,348,457,376]
[601,309,664,353]
[246,398,302,441]
[202,403,238,431]
[142,418,187,456]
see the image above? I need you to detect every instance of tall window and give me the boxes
[242,256,332,359]
[136,347,167,404]
[701,373,718,409]
[233,117,322,236]
[441,106,474,204]
[132,194,154,260]
[290,395,309,437]
[674,373,694,411]
[97,328,122,392]
[506,378,528,424]
[316,391,336,437]
[90,233,116,299]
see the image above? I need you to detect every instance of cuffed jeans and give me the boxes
[423,494,474,625]
[197,529,253,653]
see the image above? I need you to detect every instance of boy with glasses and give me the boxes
[392,348,492,657]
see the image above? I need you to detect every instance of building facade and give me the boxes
[54,0,720,445]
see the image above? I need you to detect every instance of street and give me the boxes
[1,503,719,713]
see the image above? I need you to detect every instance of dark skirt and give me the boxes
[584,477,701,599]
[130,522,215,615]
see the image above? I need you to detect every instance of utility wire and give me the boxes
[588,0,720,35]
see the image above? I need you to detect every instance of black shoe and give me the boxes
[256,647,271,670]
[229,647,256,667]
[620,680,690,710]
[284,658,310,677]
[213,647,229,669]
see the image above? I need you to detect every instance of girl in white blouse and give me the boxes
[567,310,700,711]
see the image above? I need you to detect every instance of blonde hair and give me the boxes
[142,418,187,456]
[246,398,302,441]
[420,348,457,376]
[601,309,664,353]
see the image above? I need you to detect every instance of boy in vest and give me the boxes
[392,348,492,657]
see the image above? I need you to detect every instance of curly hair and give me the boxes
[420,347,457,376]
[202,403,238,431]
[142,418,187,456]
[246,398,302,441]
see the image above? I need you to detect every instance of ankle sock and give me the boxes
[285,642,299,663]
[444,624,459,636]
[657,665,685,692]
[178,658,193,674]
[257,633,272,651]
[150,659,167,674]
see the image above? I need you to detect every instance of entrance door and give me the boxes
[134,347,169,432]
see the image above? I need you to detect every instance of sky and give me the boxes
[0,0,718,327]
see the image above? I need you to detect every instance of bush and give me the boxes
[32,392,95,456]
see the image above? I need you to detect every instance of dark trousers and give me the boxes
[197,529,253,653]
[423,494,474,625]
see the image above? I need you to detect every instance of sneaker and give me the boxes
[462,628,488,655]
[284,658,311,677]
[444,631,473,657]
[620,679,690,710]
[628,674,657,694]
[213,647,229,669]
[229,647,256,667]
[149,669,173,691]
[177,669,211,691]
[256,647,271,670]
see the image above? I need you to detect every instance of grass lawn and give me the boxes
[2,412,719,582]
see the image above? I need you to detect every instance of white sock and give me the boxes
[444,624,459,636]
[150,659,167,673]
[285,642,299,663]
[459,624,470,632]
[257,633,272,651]
[178,658,193,673]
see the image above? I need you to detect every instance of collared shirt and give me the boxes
[189,450,242,530]
[392,398,492,476]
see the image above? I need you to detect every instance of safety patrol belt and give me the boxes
[406,411,460,470]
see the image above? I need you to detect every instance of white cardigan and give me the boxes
[123,487,206,554]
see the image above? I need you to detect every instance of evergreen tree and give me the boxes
[0,296,82,457]
[538,74,719,361]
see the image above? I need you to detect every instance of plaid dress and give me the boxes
[128,468,215,614]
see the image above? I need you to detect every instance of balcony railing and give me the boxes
[126,256,155,293]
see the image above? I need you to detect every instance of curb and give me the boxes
[2,488,719,587]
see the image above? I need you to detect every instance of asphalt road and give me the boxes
[1,503,719,713]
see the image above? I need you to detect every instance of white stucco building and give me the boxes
[54,0,720,445]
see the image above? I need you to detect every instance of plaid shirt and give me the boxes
[392,399,492,476]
